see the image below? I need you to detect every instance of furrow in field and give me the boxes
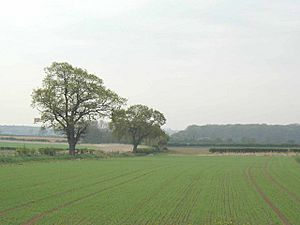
[21,166,170,225]
[127,163,211,225]
[284,159,300,185]
[199,167,222,225]
[246,166,291,225]
[168,180,196,224]
[142,175,198,224]
[0,168,119,216]
[158,165,216,225]
[0,167,149,216]
[223,172,233,221]
[209,168,226,225]
[243,164,274,225]
[174,171,205,225]
[177,178,201,225]
[0,171,120,215]
[119,167,186,225]
[263,159,300,204]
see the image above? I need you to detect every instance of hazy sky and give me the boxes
[0,0,299,130]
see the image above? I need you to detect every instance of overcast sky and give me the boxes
[0,0,299,130]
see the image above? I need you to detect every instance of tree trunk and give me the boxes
[67,129,76,155]
[133,143,138,153]
[67,125,77,155]
[68,140,76,155]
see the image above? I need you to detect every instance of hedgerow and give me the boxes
[209,147,300,153]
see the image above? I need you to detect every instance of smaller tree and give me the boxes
[144,131,169,151]
[110,104,166,152]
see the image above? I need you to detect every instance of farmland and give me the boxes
[1,155,300,225]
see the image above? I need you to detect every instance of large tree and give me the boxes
[110,104,166,152]
[32,62,125,155]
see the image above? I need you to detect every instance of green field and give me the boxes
[1,155,300,225]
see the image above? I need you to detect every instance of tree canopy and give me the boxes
[32,62,125,154]
[169,124,300,145]
[110,104,166,152]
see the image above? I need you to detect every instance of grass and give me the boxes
[1,155,300,224]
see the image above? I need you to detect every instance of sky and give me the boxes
[0,0,299,130]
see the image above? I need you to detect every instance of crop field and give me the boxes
[167,146,210,155]
[1,155,300,225]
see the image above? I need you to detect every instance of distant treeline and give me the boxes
[0,136,54,142]
[0,123,126,144]
[170,124,300,145]
[5,123,300,146]
[81,121,122,144]
[0,125,57,136]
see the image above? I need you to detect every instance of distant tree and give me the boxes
[226,138,234,144]
[32,62,125,155]
[145,131,169,151]
[287,140,295,144]
[82,120,119,144]
[38,126,47,136]
[110,104,166,152]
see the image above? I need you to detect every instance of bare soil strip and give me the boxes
[263,160,300,204]
[21,166,170,225]
[246,166,291,225]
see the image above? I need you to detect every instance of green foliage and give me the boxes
[0,141,95,150]
[170,124,300,145]
[16,148,37,156]
[0,156,19,164]
[16,147,63,156]
[0,151,134,164]
[38,147,66,156]
[110,104,166,152]
[134,147,157,154]
[12,146,97,156]
[144,132,169,151]
[0,146,17,151]
[0,154,98,164]
[32,62,125,154]
[81,121,121,144]
[77,148,96,154]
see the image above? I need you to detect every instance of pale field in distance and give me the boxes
[167,146,210,155]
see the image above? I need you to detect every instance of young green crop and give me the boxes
[0,156,300,225]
